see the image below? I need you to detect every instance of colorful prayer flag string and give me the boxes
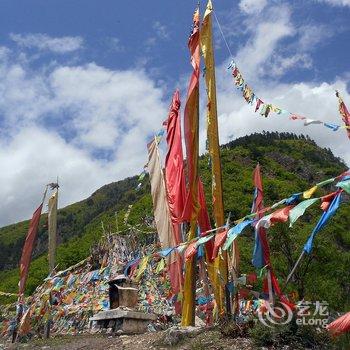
[227,60,350,137]
[124,170,350,280]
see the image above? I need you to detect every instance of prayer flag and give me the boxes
[304,192,342,254]
[336,179,350,194]
[336,91,350,139]
[181,6,201,327]
[201,0,228,316]
[19,203,44,297]
[251,164,270,268]
[303,186,317,199]
[289,198,319,227]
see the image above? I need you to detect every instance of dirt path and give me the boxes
[0,330,255,350]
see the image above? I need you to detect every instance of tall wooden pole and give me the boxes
[181,6,201,327]
[200,0,229,317]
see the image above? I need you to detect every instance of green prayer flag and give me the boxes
[316,178,335,187]
[336,179,350,194]
[156,258,165,274]
[289,198,319,227]
[135,256,150,281]
[196,234,214,246]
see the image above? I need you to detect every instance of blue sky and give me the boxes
[0,0,349,225]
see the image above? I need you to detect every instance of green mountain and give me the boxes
[0,132,349,311]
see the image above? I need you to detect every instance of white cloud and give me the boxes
[270,53,313,76]
[239,0,268,14]
[298,25,334,51]
[216,72,350,169]
[0,49,168,226]
[152,21,170,40]
[0,0,349,228]
[235,5,295,80]
[316,0,350,7]
[9,33,84,53]
[211,0,350,170]
[0,127,117,225]
[144,21,170,51]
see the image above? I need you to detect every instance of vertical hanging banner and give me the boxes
[48,190,58,273]
[303,191,342,254]
[200,0,228,316]
[148,139,177,254]
[251,164,271,268]
[147,139,180,295]
[336,90,350,139]
[164,90,186,297]
[181,6,201,327]
[18,203,44,298]
[164,90,187,244]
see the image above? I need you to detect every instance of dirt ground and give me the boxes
[0,330,255,350]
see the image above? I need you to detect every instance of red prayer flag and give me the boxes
[181,9,201,225]
[211,229,228,260]
[18,203,43,297]
[184,241,197,262]
[255,99,264,112]
[336,91,350,139]
[164,90,187,237]
[321,191,338,211]
[253,165,293,308]
[327,311,350,336]
[270,205,295,224]
[247,273,258,284]
[253,164,271,266]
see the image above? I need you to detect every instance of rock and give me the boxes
[106,327,113,334]
[195,316,206,327]
[115,329,124,336]
[147,323,156,332]
[162,326,205,346]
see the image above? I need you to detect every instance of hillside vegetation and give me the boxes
[0,132,349,311]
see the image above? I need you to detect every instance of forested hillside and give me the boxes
[0,132,349,311]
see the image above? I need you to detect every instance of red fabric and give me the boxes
[238,288,250,299]
[163,90,186,297]
[184,241,198,262]
[255,99,263,112]
[247,273,258,284]
[337,92,350,139]
[253,165,293,308]
[164,90,187,234]
[19,204,43,296]
[321,191,338,211]
[289,114,306,120]
[270,271,295,310]
[197,178,214,259]
[211,229,228,260]
[253,164,271,266]
[327,311,350,336]
[270,206,295,224]
[336,170,350,180]
[181,11,200,223]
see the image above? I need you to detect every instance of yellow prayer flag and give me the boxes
[135,256,150,281]
[303,186,317,199]
[200,0,228,318]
